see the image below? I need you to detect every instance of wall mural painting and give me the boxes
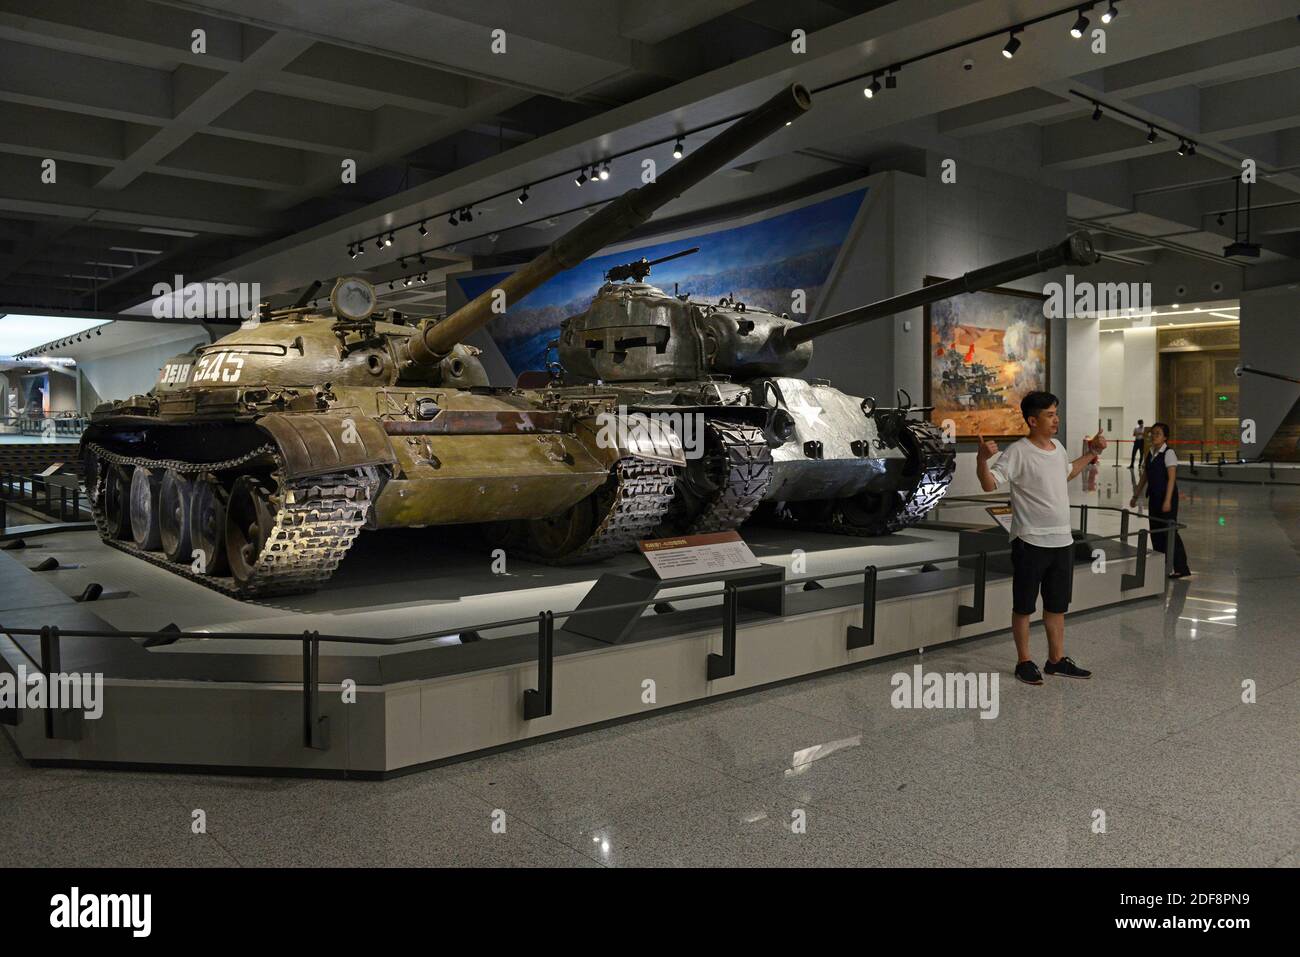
[924,282,1050,441]
[452,188,866,376]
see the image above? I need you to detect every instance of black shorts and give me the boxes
[1010,539,1074,615]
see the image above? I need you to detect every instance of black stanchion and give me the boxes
[846,565,877,649]
[523,611,554,719]
[957,551,987,626]
[302,630,329,750]
[1121,529,1148,591]
[708,583,739,680]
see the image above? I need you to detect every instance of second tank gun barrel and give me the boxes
[780,231,1100,349]
[407,82,812,366]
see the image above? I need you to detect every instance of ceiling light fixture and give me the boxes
[448,211,458,226]
[885,67,898,89]
[1177,139,1190,156]
[1101,1,1119,24]
[461,207,473,222]
[385,232,394,247]
[1070,7,1091,38]
[574,168,587,186]
[1146,126,1157,144]
[673,138,684,159]
[418,221,429,237]
[517,186,529,204]
[864,74,882,98]
[1092,103,1102,121]
[1002,30,1021,58]
[598,162,610,181]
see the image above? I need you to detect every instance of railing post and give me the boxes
[1079,503,1089,536]
[38,625,81,740]
[71,486,80,520]
[846,565,877,649]
[1120,508,1130,546]
[43,479,51,515]
[1122,529,1148,591]
[302,630,329,750]
[958,551,987,626]
[708,583,739,680]
[59,486,68,521]
[523,611,554,719]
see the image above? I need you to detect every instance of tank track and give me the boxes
[87,442,375,598]
[666,420,773,534]
[519,457,677,565]
[767,420,955,537]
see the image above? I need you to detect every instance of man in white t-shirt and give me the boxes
[1130,419,1145,468]
[975,391,1106,685]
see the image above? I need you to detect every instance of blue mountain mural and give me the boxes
[453,188,867,376]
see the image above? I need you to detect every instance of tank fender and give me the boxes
[586,410,687,467]
[257,412,396,479]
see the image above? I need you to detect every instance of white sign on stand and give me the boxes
[985,505,1014,534]
[639,530,760,581]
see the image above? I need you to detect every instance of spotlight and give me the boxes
[1146,126,1157,144]
[375,237,384,251]
[418,221,428,237]
[448,211,458,226]
[348,244,358,259]
[885,68,898,89]
[1101,1,1118,24]
[418,252,427,265]
[461,207,473,222]
[1177,140,1190,156]
[356,242,364,256]
[864,74,882,98]
[517,186,529,205]
[403,276,412,287]
[1216,213,1225,226]
[1002,31,1021,59]
[598,162,610,181]
[1187,141,1197,156]
[384,231,394,247]
[673,138,684,159]
[1070,8,1090,38]
[574,168,587,186]
[1092,103,1102,121]
[398,258,406,269]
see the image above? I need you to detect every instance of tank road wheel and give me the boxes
[225,476,278,586]
[158,470,194,563]
[524,496,599,560]
[129,465,164,550]
[189,476,230,576]
[102,465,134,540]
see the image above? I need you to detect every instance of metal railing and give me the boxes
[0,470,89,530]
[1,505,1182,750]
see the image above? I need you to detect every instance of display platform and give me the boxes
[1,509,1164,777]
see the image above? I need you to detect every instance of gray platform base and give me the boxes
[1,535,1163,778]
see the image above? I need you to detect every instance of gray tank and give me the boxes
[537,232,1100,536]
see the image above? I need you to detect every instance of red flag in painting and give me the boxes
[964,342,975,362]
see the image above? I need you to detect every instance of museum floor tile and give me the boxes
[2,473,1297,867]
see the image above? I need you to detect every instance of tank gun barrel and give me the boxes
[408,83,812,365]
[780,231,1100,349]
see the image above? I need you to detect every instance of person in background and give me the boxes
[1129,419,1145,468]
[1130,422,1191,579]
[976,392,1106,685]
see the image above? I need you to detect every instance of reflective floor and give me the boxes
[2,471,1297,867]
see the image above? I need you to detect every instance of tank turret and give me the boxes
[558,232,1099,383]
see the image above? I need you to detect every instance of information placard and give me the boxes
[638,530,760,580]
[985,505,1014,533]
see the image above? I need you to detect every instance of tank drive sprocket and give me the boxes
[658,419,773,535]
[86,442,377,598]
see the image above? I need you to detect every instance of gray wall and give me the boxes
[1239,283,1300,457]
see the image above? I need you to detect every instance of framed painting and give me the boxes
[922,280,1050,441]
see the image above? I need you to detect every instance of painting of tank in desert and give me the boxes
[923,282,1050,440]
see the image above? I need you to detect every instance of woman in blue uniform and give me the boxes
[1130,422,1191,578]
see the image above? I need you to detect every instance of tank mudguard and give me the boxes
[257,412,396,479]
[583,411,687,467]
